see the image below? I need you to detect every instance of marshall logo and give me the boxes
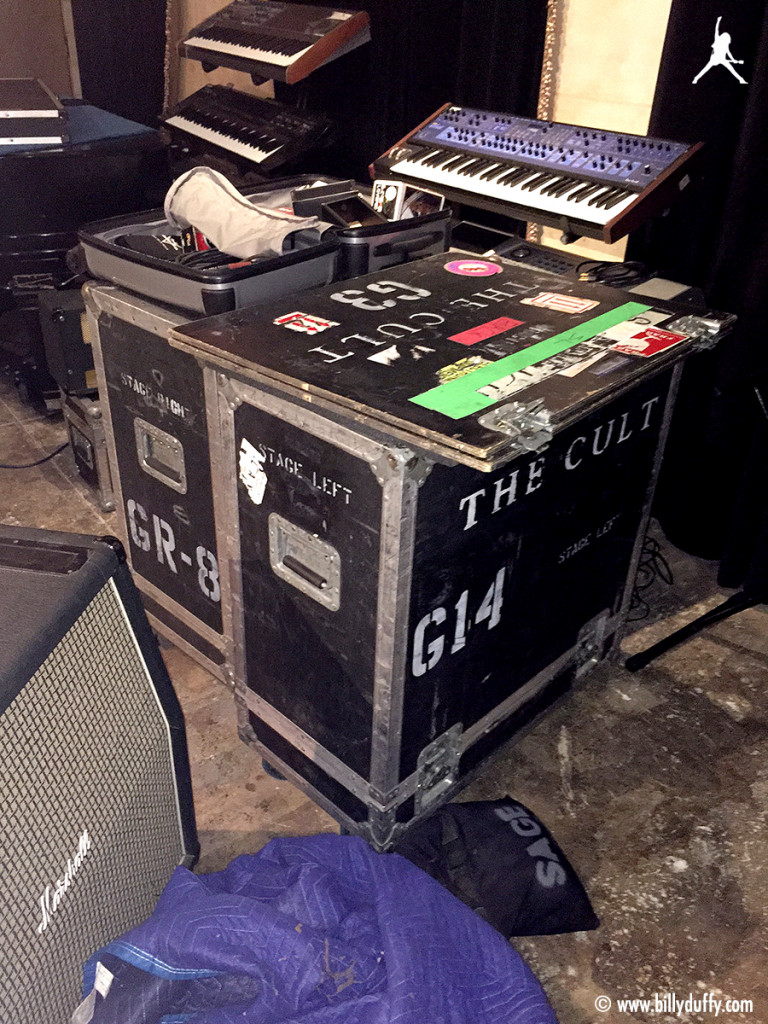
[37,829,92,935]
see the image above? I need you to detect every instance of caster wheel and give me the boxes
[261,758,286,781]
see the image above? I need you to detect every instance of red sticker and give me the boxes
[274,311,338,334]
[611,327,686,357]
[448,316,523,346]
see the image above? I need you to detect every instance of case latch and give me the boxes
[575,610,611,676]
[134,417,187,494]
[665,312,735,351]
[478,398,553,454]
[414,724,462,815]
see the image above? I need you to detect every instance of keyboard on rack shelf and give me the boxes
[164,86,334,171]
[179,0,370,84]
[372,104,703,244]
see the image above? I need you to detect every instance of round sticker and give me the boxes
[443,259,503,276]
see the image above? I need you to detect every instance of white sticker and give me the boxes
[558,352,607,377]
[94,962,114,998]
[599,310,669,343]
[368,344,400,365]
[239,439,267,505]
[520,292,599,314]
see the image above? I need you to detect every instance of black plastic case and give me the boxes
[334,206,452,279]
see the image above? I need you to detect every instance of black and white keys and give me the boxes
[165,105,284,165]
[181,27,313,69]
[164,86,334,172]
[389,145,637,228]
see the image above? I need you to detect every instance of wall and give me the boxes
[168,0,273,106]
[541,0,674,260]
[0,0,75,97]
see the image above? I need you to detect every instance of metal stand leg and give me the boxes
[624,590,763,672]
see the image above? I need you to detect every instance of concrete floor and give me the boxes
[1,375,766,1024]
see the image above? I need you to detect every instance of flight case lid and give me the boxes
[169,252,732,470]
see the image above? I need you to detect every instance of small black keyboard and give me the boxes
[164,86,333,172]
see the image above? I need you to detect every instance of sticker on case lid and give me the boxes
[437,356,491,384]
[448,316,523,346]
[368,344,400,365]
[443,259,503,276]
[610,327,687,357]
[410,301,652,419]
[239,438,267,505]
[274,311,339,334]
[520,292,599,314]
[600,309,670,342]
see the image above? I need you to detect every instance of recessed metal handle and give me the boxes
[268,513,340,611]
[134,418,187,494]
[281,555,328,591]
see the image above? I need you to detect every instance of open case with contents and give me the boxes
[79,173,453,314]
[78,174,341,315]
[333,205,452,279]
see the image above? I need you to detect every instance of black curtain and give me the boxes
[71,0,167,125]
[277,0,548,181]
[627,1,768,591]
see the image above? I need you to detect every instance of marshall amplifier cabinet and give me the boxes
[169,252,733,850]
[0,527,198,1024]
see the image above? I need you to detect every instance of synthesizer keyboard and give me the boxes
[179,0,370,84]
[373,104,702,244]
[164,86,334,171]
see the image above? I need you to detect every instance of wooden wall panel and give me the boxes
[0,0,73,97]
[166,0,273,108]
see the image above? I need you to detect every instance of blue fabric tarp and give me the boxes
[79,834,558,1024]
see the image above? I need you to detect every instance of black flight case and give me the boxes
[168,251,732,849]
[0,101,170,407]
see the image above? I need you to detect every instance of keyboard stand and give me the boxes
[625,589,764,671]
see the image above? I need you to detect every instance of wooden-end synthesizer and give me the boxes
[373,104,703,244]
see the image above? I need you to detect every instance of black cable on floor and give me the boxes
[0,441,70,470]
[628,534,674,621]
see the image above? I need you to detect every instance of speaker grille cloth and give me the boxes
[0,581,185,1024]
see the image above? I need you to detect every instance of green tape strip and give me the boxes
[410,301,652,419]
